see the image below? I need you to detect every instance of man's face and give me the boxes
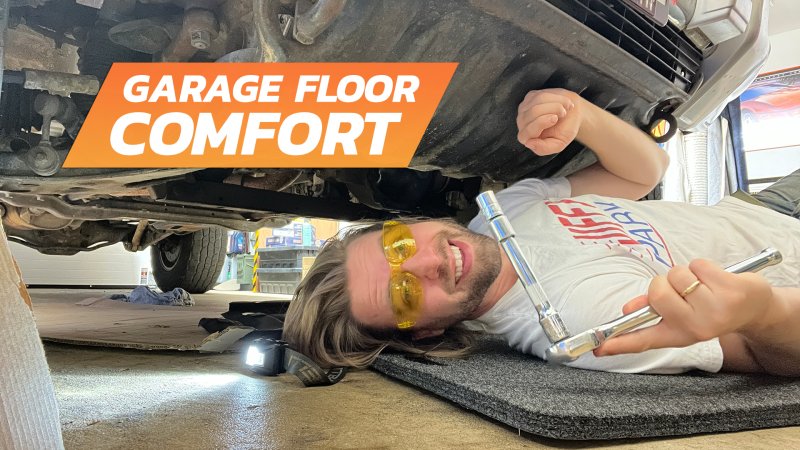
[346,220,502,333]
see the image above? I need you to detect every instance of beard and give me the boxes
[425,221,503,330]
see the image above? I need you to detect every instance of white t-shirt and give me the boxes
[466,177,800,374]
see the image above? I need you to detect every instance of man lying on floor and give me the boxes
[284,88,800,377]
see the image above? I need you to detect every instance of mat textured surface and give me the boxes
[372,338,800,440]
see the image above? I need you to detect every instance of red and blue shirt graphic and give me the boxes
[545,198,674,269]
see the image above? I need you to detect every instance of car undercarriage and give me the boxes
[0,0,766,289]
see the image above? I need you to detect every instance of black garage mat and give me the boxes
[371,337,800,440]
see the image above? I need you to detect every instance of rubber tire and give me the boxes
[150,227,227,294]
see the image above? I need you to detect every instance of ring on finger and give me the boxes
[680,280,702,298]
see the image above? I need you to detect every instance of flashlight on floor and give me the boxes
[244,338,287,376]
[243,337,348,386]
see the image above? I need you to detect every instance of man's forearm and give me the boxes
[517,89,668,199]
[576,96,668,188]
[741,286,800,376]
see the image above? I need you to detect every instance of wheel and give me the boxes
[150,227,227,294]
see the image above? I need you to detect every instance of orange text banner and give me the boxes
[64,62,457,168]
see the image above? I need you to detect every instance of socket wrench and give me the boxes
[476,191,571,344]
[545,247,783,363]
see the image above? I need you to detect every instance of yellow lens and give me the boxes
[389,272,423,329]
[383,221,417,263]
[383,220,423,329]
[650,118,670,139]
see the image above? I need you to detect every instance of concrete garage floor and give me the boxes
[33,290,800,449]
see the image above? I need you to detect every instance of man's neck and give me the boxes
[468,250,517,319]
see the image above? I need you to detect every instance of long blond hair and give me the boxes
[283,220,478,369]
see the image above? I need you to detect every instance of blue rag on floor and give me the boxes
[108,286,194,306]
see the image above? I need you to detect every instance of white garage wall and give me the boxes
[10,242,153,286]
[762,28,800,74]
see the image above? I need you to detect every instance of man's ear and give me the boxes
[412,328,445,340]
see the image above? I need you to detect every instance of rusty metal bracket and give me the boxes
[291,0,347,45]
[22,70,100,96]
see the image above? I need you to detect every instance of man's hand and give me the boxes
[516,88,581,155]
[594,259,774,356]
[516,87,667,199]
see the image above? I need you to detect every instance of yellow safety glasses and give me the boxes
[382,220,424,329]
